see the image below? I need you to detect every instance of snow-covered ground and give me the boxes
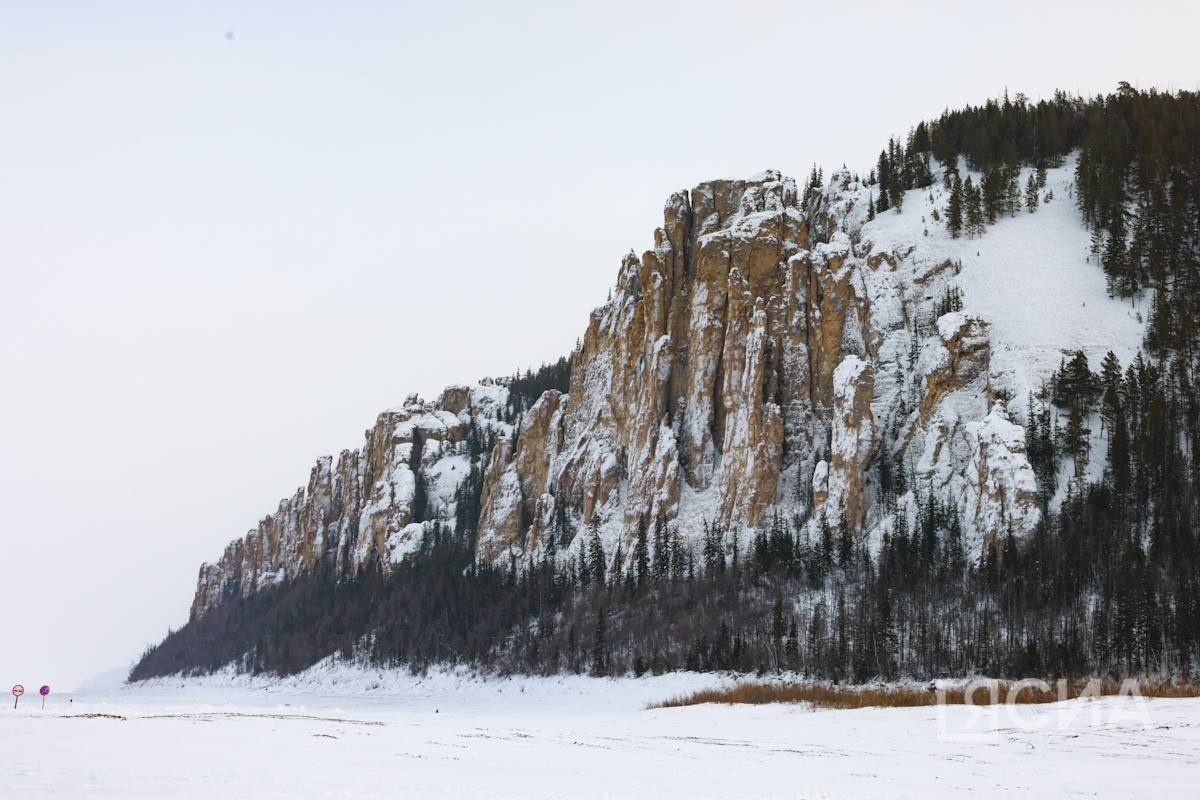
[863,153,1147,400]
[4,666,1198,798]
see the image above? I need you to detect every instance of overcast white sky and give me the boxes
[1,1,1197,690]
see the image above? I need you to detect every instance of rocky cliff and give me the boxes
[190,385,512,619]
[190,167,1057,619]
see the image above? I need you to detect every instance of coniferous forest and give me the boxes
[132,86,1200,684]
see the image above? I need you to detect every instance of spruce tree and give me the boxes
[634,518,649,591]
[1108,407,1132,502]
[964,176,984,237]
[1005,167,1021,215]
[771,595,785,671]
[652,516,669,583]
[946,175,963,238]
[1099,351,1123,433]
[1063,402,1091,479]
[837,510,853,567]
[587,519,606,588]
[1025,173,1039,212]
[981,167,1001,224]
[819,514,834,573]
[875,150,890,213]
[1103,204,1131,294]
[577,540,591,588]
[591,606,607,676]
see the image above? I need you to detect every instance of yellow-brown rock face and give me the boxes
[193,167,1049,618]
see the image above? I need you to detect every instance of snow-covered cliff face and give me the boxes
[190,384,511,619]
[475,167,1050,563]
[191,156,1143,618]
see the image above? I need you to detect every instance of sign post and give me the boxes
[39,685,50,710]
[11,684,24,710]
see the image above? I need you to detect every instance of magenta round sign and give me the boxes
[11,684,23,697]
[39,685,49,697]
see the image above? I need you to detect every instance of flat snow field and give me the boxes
[3,668,1198,799]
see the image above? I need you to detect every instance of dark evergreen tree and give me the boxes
[1103,203,1132,294]
[875,150,891,213]
[588,518,606,588]
[946,174,963,238]
[592,606,607,676]
[964,176,984,237]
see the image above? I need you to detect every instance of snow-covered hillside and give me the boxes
[861,153,1145,408]
[844,153,1142,515]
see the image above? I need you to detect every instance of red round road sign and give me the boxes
[11,684,24,697]
[39,685,50,696]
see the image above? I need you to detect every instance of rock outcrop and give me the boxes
[818,355,876,533]
[190,166,1053,619]
[190,384,511,619]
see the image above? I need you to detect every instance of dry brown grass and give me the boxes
[650,678,1200,710]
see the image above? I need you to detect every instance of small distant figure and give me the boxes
[224,30,235,42]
